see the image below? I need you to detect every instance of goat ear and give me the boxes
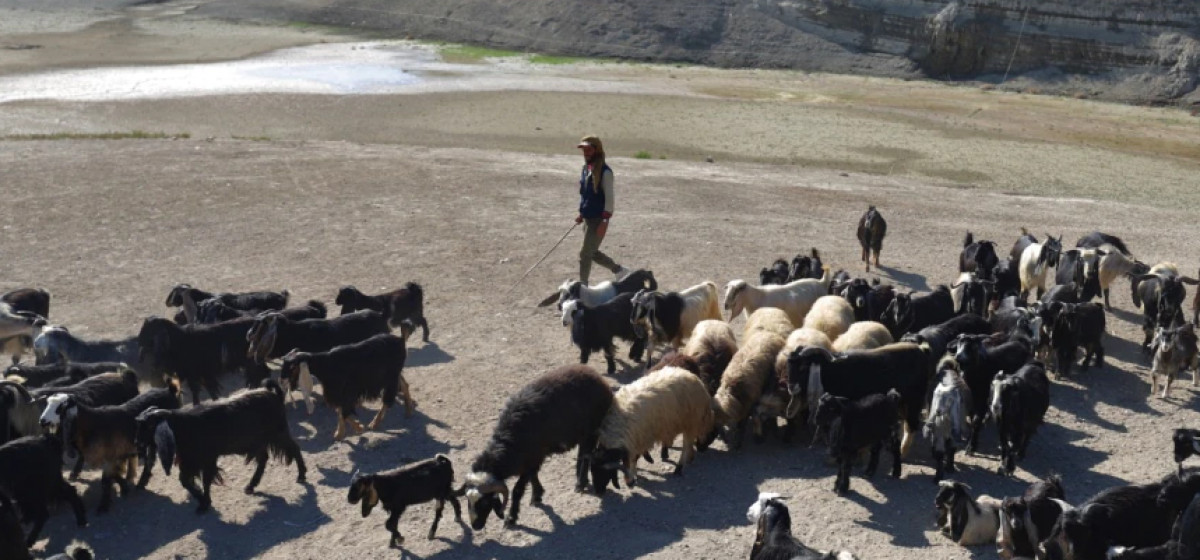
[537,292,560,307]
[154,422,176,476]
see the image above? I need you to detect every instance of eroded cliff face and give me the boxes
[205,0,1200,102]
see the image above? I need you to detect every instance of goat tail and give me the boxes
[1019,226,1029,236]
[963,231,974,248]
[811,247,820,259]
[261,379,285,401]
[268,441,296,466]
[405,282,425,301]
[306,300,328,316]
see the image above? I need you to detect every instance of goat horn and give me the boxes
[1180,277,1200,285]
[1049,498,1075,514]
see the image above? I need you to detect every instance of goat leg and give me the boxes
[333,410,346,440]
[448,494,463,522]
[864,443,882,477]
[245,450,269,494]
[367,405,388,431]
[69,454,84,481]
[604,345,616,376]
[400,377,415,417]
[889,433,902,479]
[385,509,405,547]
[418,316,430,343]
[23,507,48,547]
[98,471,116,513]
[179,470,207,513]
[428,499,445,540]
[505,473,531,528]
[931,447,945,483]
[137,455,154,489]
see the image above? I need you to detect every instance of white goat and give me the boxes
[1017,236,1063,301]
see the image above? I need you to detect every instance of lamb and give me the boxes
[801,295,856,341]
[38,380,182,512]
[725,267,832,326]
[164,284,289,325]
[997,474,1066,560]
[815,390,903,495]
[538,269,658,309]
[589,366,714,494]
[137,316,269,404]
[924,358,970,483]
[134,380,307,513]
[831,321,894,353]
[278,333,411,439]
[32,326,156,387]
[245,310,390,364]
[935,480,1002,546]
[713,331,786,449]
[0,435,87,546]
[630,282,722,362]
[563,293,646,375]
[335,283,430,342]
[456,365,613,529]
[747,493,861,560]
[743,307,794,340]
[4,362,125,389]
[347,454,461,548]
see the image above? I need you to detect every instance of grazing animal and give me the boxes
[538,269,658,309]
[1042,473,1193,560]
[713,332,786,449]
[137,316,268,404]
[788,248,825,282]
[32,326,155,387]
[743,307,795,340]
[38,380,182,512]
[563,293,647,375]
[165,284,289,325]
[347,454,461,548]
[746,493,860,560]
[650,320,737,396]
[839,278,895,322]
[831,321,894,353]
[279,333,411,438]
[456,365,612,529]
[935,480,1002,546]
[802,296,856,341]
[1016,234,1064,301]
[785,343,930,457]
[952,332,1033,453]
[990,362,1050,475]
[961,232,1001,280]
[590,366,714,494]
[725,268,832,327]
[760,259,791,285]
[815,390,903,495]
[335,283,430,342]
[630,282,722,363]
[134,380,306,513]
[856,206,887,272]
[924,358,970,483]
[1047,302,1105,377]
[245,310,390,364]
[880,285,955,339]
[1151,323,1200,399]
[998,474,1067,560]
[0,435,87,546]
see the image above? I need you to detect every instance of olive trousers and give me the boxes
[579,218,619,283]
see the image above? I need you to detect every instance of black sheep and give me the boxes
[134,380,306,513]
[456,365,613,529]
[563,292,646,375]
[348,454,461,548]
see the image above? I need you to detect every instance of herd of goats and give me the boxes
[0,205,1199,560]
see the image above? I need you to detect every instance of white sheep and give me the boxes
[724,267,832,326]
[591,366,715,489]
[802,295,855,341]
[714,331,786,449]
[774,327,832,386]
[831,322,894,353]
[743,307,794,340]
[631,282,722,363]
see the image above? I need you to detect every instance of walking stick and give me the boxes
[504,222,579,298]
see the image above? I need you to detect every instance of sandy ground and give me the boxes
[2,7,1200,560]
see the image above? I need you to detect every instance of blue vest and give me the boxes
[578,164,610,219]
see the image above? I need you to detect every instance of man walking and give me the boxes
[575,135,627,284]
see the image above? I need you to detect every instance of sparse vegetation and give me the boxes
[232,135,272,142]
[2,130,190,141]
[635,151,653,159]
[438,43,522,63]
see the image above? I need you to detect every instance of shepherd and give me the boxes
[575,135,628,284]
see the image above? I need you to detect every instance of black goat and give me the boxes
[31,327,156,387]
[135,380,306,513]
[1176,429,1200,476]
[999,474,1066,560]
[165,284,289,325]
[5,362,125,389]
[0,435,87,546]
[39,381,182,512]
[815,390,902,496]
[990,362,1050,475]
[279,333,410,440]
[1048,302,1105,377]
[759,259,791,286]
[137,316,268,404]
[348,454,461,548]
[563,293,646,375]
[788,248,825,281]
[1043,473,1195,560]
[992,258,1022,307]
[881,285,954,339]
[456,365,613,529]
[1076,231,1132,255]
[245,310,389,364]
[951,272,994,317]
[195,298,326,325]
[900,314,991,379]
[952,332,1033,453]
[335,283,429,342]
[1135,266,1199,352]
[1056,249,1104,302]
[961,232,1000,280]
[856,207,886,272]
[1109,492,1200,560]
[840,278,895,322]
[747,493,859,560]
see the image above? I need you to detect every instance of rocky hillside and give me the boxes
[204,0,1200,103]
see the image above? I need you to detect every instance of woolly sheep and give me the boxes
[664,320,738,396]
[802,295,855,341]
[743,307,794,340]
[714,331,786,449]
[773,328,832,395]
[590,366,714,494]
[831,322,894,353]
[724,267,832,327]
